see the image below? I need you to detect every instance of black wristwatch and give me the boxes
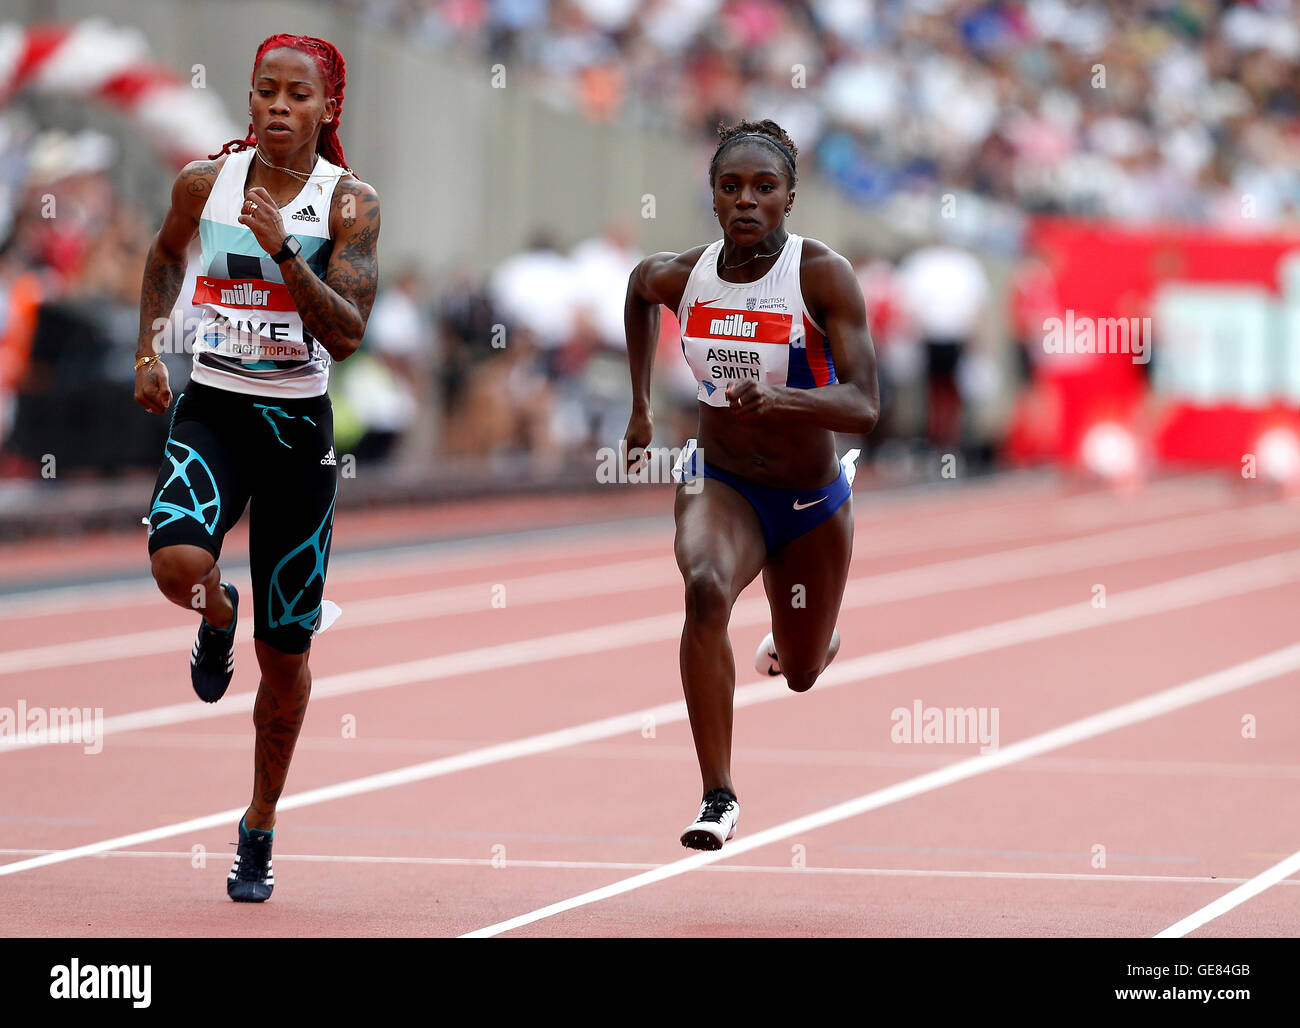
[271,235,302,264]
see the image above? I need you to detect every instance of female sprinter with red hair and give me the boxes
[133,34,380,901]
[623,120,878,850]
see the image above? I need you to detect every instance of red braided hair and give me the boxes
[209,33,353,173]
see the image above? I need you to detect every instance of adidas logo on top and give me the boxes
[321,447,336,466]
[291,205,320,223]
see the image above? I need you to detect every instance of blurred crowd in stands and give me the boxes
[339,0,1300,238]
[299,222,1004,476]
[0,127,166,477]
[2,0,1296,482]
[0,119,999,479]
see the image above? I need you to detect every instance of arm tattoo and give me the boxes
[184,162,217,199]
[136,247,187,358]
[279,180,380,360]
[136,161,215,358]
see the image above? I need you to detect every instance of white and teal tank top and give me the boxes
[189,148,348,398]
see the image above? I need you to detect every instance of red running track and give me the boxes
[1,473,1298,937]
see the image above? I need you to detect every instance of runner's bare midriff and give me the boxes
[697,403,841,489]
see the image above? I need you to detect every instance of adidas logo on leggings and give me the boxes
[321,447,337,466]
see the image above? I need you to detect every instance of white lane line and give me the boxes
[5,504,1297,749]
[0,555,677,675]
[904,479,1233,554]
[1155,848,1300,937]
[3,555,1298,877]
[0,847,1284,887]
[7,529,1300,752]
[0,524,672,620]
[460,642,1300,937]
[2,495,1290,679]
[0,474,1228,620]
[95,731,1300,783]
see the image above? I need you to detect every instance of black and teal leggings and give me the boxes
[146,381,337,655]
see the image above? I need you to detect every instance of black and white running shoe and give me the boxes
[191,583,238,703]
[227,817,274,902]
[680,788,740,851]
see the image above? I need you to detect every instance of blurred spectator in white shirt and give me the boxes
[490,232,580,351]
[347,265,431,465]
[897,244,989,452]
[570,219,642,350]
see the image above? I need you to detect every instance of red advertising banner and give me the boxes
[1011,218,1300,471]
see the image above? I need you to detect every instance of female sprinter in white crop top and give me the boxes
[622,119,879,851]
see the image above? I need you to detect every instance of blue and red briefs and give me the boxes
[675,439,853,554]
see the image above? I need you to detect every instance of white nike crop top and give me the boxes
[188,148,348,398]
[676,234,837,407]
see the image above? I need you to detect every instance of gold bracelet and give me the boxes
[134,354,162,372]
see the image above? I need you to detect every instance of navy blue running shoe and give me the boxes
[227,817,274,902]
[191,583,237,703]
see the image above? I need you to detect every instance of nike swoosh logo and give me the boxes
[792,497,826,510]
